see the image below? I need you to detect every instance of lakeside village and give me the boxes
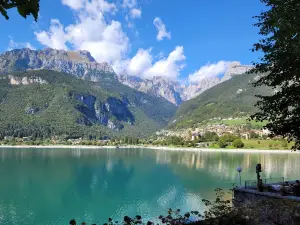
[154,120,285,149]
[0,118,293,150]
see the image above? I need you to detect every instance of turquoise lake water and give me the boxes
[0,148,299,225]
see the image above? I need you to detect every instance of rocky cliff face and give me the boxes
[181,77,221,101]
[0,48,117,82]
[116,62,254,104]
[8,75,48,85]
[117,73,222,105]
[221,61,253,82]
[118,74,183,105]
[74,94,134,131]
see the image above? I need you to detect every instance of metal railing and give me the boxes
[244,177,285,189]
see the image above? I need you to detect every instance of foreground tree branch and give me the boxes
[0,0,39,20]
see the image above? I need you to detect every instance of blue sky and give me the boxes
[0,0,265,83]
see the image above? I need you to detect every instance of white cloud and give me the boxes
[35,19,68,50]
[144,46,185,79]
[127,48,152,76]
[62,0,117,13]
[130,8,142,19]
[153,17,171,41]
[122,0,137,8]
[124,46,186,80]
[8,38,36,50]
[35,0,128,65]
[84,0,117,15]
[34,0,186,81]
[123,0,142,28]
[188,61,231,83]
[62,0,84,10]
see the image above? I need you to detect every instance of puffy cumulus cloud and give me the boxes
[130,8,142,18]
[144,46,185,79]
[126,48,152,76]
[66,18,129,63]
[8,38,36,50]
[61,0,84,10]
[35,19,68,50]
[153,17,171,41]
[188,61,231,83]
[35,0,184,81]
[62,0,117,13]
[124,46,186,80]
[35,0,128,64]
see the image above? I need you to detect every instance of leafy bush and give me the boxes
[220,134,239,143]
[232,139,244,148]
[218,139,228,148]
[200,132,219,142]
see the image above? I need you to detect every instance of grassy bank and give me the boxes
[242,139,294,150]
[206,139,294,150]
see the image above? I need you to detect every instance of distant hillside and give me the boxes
[169,73,271,129]
[0,70,176,139]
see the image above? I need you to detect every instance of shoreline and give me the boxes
[0,144,298,154]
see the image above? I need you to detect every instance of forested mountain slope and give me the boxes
[0,70,176,139]
[169,73,271,129]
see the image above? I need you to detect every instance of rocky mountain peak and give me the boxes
[116,61,253,105]
[181,77,221,101]
[0,48,116,82]
[221,61,253,82]
[117,72,183,105]
[34,48,97,63]
[117,72,222,105]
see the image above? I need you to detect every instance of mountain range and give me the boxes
[117,61,253,105]
[0,48,253,106]
[0,49,177,138]
[0,48,257,138]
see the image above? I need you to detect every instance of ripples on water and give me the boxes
[0,148,299,225]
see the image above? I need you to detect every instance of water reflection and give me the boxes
[0,148,299,225]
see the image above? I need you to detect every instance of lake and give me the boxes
[0,147,299,225]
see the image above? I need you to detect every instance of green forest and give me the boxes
[0,70,176,140]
